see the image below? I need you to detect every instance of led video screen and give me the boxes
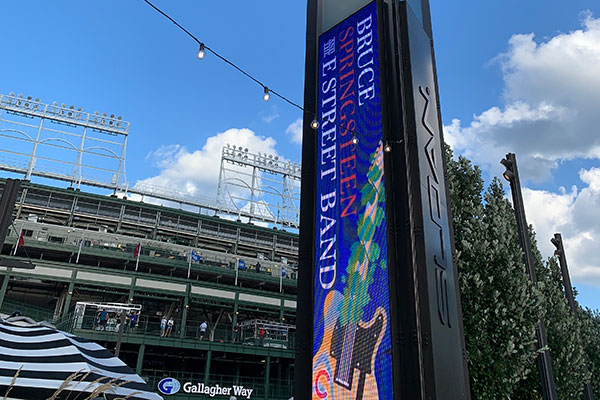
[312,2,394,399]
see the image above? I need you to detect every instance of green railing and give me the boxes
[66,315,295,350]
[6,220,298,282]
[0,299,55,322]
[142,370,293,400]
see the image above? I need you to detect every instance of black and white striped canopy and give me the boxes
[0,317,162,400]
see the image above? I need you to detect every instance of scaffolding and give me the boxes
[240,319,295,349]
[217,145,301,229]
[0,92,301,228]
[0,92,128,191]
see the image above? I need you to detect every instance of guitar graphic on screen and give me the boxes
[313,142,389,400]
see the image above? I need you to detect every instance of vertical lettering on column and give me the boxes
[419,85,451,328]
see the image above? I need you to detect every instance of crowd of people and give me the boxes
[89,310,286,348]
[160,316,175,337]
[92,309,139,333]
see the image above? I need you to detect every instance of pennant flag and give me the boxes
[133,242,141,259]
[75,230,84,264]
[13,226,24,256]
[134,242,142,271]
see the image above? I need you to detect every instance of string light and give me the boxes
[197,43,206,59]
[384,143,392,153]
[141,0,368,142]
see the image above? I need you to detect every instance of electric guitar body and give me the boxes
[313,290,387,400]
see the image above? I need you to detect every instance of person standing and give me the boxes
[98,309,108,331]
[160,316,167,337]
[232,322,240,343]
[199,320,208,340]
[258,326,265,346]
[129,311,138,333]
[166,318,174,337]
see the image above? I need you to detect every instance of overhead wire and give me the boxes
[140,0,373,145]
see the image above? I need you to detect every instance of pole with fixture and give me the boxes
[501,153,558,400]
[551,233,594,400]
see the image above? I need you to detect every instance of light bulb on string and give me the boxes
[352,134,358,145]
[197,43,206,59]
[263,87,270,102]
[311,120,319,129]
[384,143,392,153]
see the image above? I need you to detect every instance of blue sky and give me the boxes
[0,0,598,309]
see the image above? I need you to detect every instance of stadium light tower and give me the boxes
[501,153,558,400]
[550,233,594,400]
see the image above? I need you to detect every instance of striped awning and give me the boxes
[0,317,162,400]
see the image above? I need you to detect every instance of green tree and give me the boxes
[579,307,600,397]
[445,147,600,398]
[446,149,542,398]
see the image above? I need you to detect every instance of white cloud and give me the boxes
[446,12,600,286]
[262,108,280,123]
[285,118,303,144]
[523,168,600,286]
[446,13,600,182]
[136,128,279,200]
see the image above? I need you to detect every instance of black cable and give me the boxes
[142,0,201,45]
[140,0,370,141]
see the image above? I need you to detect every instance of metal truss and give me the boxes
[217,144,301,228]
[0,93,128,190]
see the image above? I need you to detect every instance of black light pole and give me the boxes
[501,153,558,400]
[551,233,594,400]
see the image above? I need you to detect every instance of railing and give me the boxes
[66,315,295,350]
[7,220,298,281]
[19,183,301,245]
[142,370,293,400]
[0,299,55,322]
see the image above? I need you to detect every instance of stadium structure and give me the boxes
[0,92,299,399]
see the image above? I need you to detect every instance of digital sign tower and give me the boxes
[296,1,471,399]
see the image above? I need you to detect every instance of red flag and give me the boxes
[133,242,141,258]
[17,231,24,248]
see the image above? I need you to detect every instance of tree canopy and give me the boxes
[445,147,600,398]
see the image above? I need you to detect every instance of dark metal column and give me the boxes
[294,0,318,397]
[203,350,212,384]
[0,179,21,250]
[264,355,271,400]
[0,271,10,310]
[180,285,190,339]
[551,233,594,400]
[136,344,146,375]
[501,153,558,400]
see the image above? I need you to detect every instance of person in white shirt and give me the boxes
[160,316,167,337]
[199,320,208,340]
[166,318,174,337]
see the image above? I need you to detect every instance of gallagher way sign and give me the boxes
[157,377,253,399]
[296,1,471,399]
